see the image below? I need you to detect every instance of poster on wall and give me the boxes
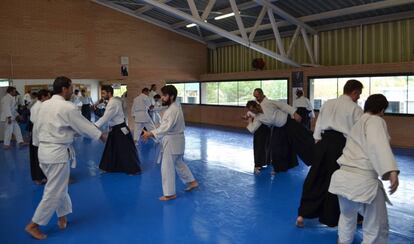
[121,56,129,77]
[292,71,304,103]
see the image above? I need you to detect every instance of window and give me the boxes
[310,75,414,114]
[201,79,288,106]
[168,79,288,106]
[0,79,10,87]
[113,84,127,98]
[166,82,200,104]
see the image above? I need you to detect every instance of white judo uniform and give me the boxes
[30,100,43,146]
[259,97,297,119]
[151,101,195,196]
[31,95,102,226]
[329,114,399,244]
[132,93,155,141]
[0,93,24,146]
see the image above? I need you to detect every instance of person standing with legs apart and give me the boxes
[1,86,28,149]
[142,85,198,201]
[329,94,399,244]
[25,77,106,240]
[29,89,51,185]
[132,88,155,143]
[296,79,364,228]
[95,85,141,175]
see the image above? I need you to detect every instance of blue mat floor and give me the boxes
[0,124,413,243]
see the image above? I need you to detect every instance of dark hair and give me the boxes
[246,100,258,108]
[151,84,156,89]
[37,89,49,100]
[160,85,177,101]
[6,86,16,93]
[53,76,72,95]
[154,94,161,99]
[142,88,149,93]
[296,89,304,97]
[364,94,389,114]
[343,79,363,94]
[101,85,114,95]
[81,89,86,93]
[253,88,264,95]
[31,91,37,96]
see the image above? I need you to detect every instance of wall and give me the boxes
[0,0,207,124]
[183,62,414,148]
[12,79,100,102]
[208,19,414,73]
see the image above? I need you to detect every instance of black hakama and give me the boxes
[298,130,345,227]
[285,119,314,166]
[29,135,46,182]
[253,124,271,168]
[269,124,298,172]
[81,104,91,121]
[99,123,141,174]
[295,107,311,130]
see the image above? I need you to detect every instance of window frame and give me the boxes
[167,78,290,108]
[308,72,414,117]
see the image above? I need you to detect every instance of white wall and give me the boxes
[12,79,100,102]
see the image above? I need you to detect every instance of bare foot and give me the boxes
[3,145,11,150]
[271,170,277,176]
[296,216,304,228]
[185,181,199,192]
[159,195,177,201]
[57,216,67,229]
[25,222,47,240]
[254,167,261,175]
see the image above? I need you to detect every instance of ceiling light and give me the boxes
[186,23,197,28]
[214,12,235,20]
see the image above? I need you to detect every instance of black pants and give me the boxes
[298,130,345,227]
[29,135,46,181]
[81,105,91,121]
[99,123,141,174]
[295,107,311,130]
[253,124,271,168]
[270,124,298,172]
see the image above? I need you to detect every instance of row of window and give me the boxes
[168,75,414,115]
[169,79,288,107]
[310,75,414,114]
[0,79,10,87]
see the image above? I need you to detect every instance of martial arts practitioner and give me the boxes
[328,94,399,244]
[245,101,314,174]
[296,79,364,228]
[293,89,315,130]
[25,77,106,240]
[79,89,93,121]
[149,84,158,103]
[95,85,141,175]
[0,86,27,149]
[132,88,155,143]
[142,85,198,201]
[250,88,303,174]
[29,89,50,185]
[152,94,164,127]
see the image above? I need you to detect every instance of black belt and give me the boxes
[110,122,127,130]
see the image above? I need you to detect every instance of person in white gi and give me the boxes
[25,77,106,240]
[297,79,364,228]
[152,94,166,127]
[0,86,27,149]
[293,89,315,130]
[149,84,158,103]
[142,85,198,201]
[329,94,399,244]
[131,88,154,143]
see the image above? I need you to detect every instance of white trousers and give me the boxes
[32,163,72,226]
[161,152,195,196]
[133,122,155,141]
[3,121,23,146]
[338,188,388,244]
